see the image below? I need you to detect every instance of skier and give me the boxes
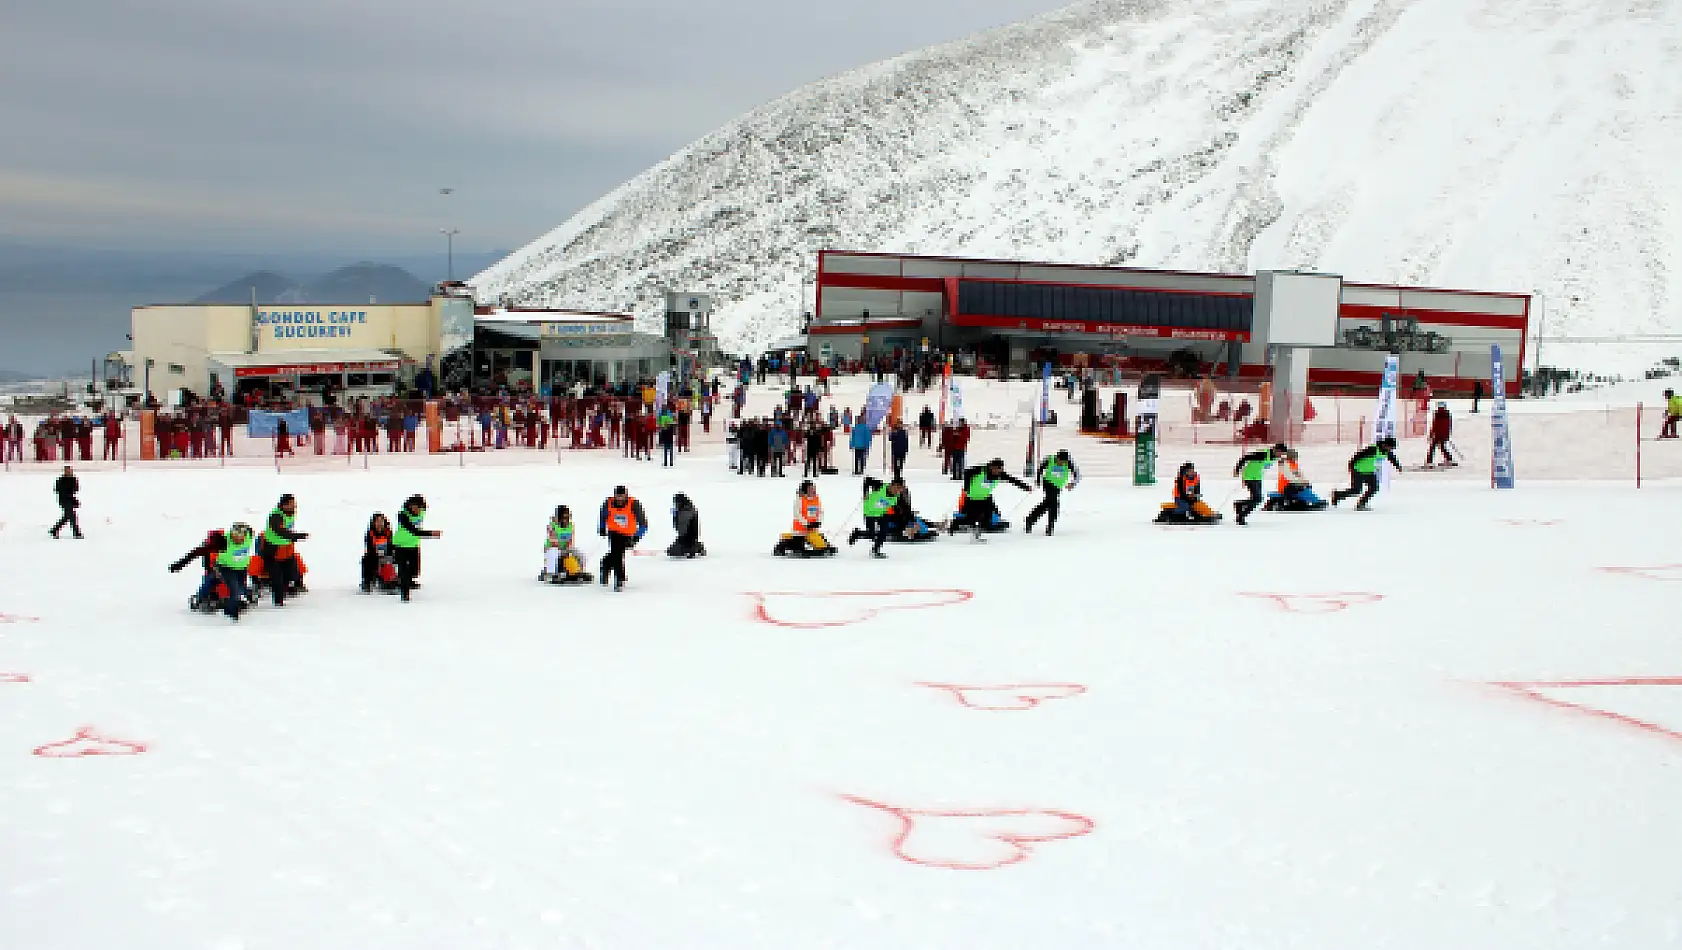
[49,465,81,539]
[775,480,835,557]
[360,513,397,593]
[392,494,439,601]
[955,458,1031,541]
[1332,438,1401,511]
[541,505,591,584]
[1425,403,1456,466]
[258,494,308,605]
[1231,443,1288,526]
[667,493,706,558]
[1024,449,1080,535]
[597,485,647,591]
[848,476,905,558]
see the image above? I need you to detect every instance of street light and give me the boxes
[440,228,460,282]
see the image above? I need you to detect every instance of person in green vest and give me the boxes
[849,476,905,558]
[1025,449,1081,535]
[392,494,441,601]
[1231,442,1288,526]
[260,493,308,606]
[1332,437,1401,510]
[215,522,256,621]
[541,504,588,583]
[956,458,1031,541]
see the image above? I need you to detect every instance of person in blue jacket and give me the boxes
[849,419,874,475]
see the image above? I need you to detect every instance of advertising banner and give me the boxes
[246,408,312,438]
[1370,355,1400,489]
[864,382,895,431]
[1491,345,1516,489]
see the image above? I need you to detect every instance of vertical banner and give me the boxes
[863,382,895,431]
[938,357,952,426]
[425,400,441,453]
[1039,361,1051,423]
[655,371,672,411]
[948,379,964,425]
[1490,345,1516,489]
[1370,355,1400,489]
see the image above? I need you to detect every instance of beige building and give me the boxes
[128,293,468,403]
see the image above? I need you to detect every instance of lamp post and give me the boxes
[440,228,460,282]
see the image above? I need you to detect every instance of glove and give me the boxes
[295,531,310,541]
[168,561,185,574]
[808,521,821,530]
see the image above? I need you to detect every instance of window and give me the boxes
[167,363,186,375]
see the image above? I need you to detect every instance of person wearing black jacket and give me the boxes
[259,494,308,605]
[1024,450,1080,535]
[1232,443,1287,527]
[170,528,228,607]
[667,493,706,558]
[802,423,827,478]
[1332,438,1401,510]
[597,485,648,591]
[393,495,439,601]
[361,513,394,593]
[49,465,81,538]
[889,423,910,479]
[958,458,1031,541]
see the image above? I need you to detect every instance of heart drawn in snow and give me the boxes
[747,590,973,629]
[0,613,41,624]
[1497,519,1563,527]
[1239,592,1383,614]
[0,673,30,684]
[917,682,1086,711]
[1598,565,1682,582]
[32,727,149,758]
[844,796,1094,870]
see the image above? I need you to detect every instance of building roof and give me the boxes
[473,307,633,324]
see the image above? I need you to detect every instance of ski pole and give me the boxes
[836,497,864,534]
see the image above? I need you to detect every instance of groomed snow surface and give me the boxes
[4,386,1682,948]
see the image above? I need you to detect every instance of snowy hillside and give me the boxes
[471,0,1682,360]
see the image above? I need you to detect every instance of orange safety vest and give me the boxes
[1177,472,1200,500]
[606,497,640,536]
[793,494,823,532]
[1277,461,1302,493]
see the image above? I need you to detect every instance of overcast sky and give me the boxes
[2,0,1067,257]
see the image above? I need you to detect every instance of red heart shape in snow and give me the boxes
[844,796,1094,870]
[1239,592,1383,614]
[747,590,973,629]
[917,683,1086,710]
[0,613,41,624]
[1599,565,1682,582]
[32,727,149,758]
[0,673,29,684]
[1497,519,1562,526]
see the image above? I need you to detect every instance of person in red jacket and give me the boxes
[1425,403,1455,467]
[947,419,971,481]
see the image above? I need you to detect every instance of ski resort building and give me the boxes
[808,251,1532,394]
[127,291,466,404]
[470,294,720,392]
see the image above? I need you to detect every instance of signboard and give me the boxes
[541,322,629,338]
[655,371,672,410]
[246,408,312,437]
[233,360,398,378]
[1039,361,1051,423]
[1491,345,1516,489]
[1370,354,1400,489]
[256,309,373,343]
[953,314,1248,342]
[947,379,964,424]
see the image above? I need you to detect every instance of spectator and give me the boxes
[50,465,82,539]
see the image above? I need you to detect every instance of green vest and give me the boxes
[394,510,424,548]
[1044,461,1072,489]
[658,411,675,427]
[1353,447,1381,475]
[263,508,294,545]
[548,520,573,547]
[967,471,996,501]
[863,488,899,518]
[1239,451,1273,482]
[217,534,254,570]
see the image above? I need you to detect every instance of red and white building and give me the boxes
[809,250,1531,394]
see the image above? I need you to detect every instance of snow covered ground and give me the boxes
[3,377,1682,948]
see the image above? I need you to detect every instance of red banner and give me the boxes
[233,361,399,378]
[950,313,1248,341]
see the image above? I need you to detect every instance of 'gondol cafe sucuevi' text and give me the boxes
[258,310,370,340]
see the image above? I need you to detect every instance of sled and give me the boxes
[774,531,837,557]
[1154,502,1223,525]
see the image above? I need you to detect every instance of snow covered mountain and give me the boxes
[471,0,1682,362]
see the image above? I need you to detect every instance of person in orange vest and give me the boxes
[1155,462,1222,524]
[597,485,648,591]
[774,480,835,557]
[1263,449,1328,511]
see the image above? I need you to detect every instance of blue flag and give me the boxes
[863,383,895,431]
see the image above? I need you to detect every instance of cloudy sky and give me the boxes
[2,0,1066,258]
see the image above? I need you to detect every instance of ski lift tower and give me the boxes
[1252,271,1343,444]
[664,292,720,378]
